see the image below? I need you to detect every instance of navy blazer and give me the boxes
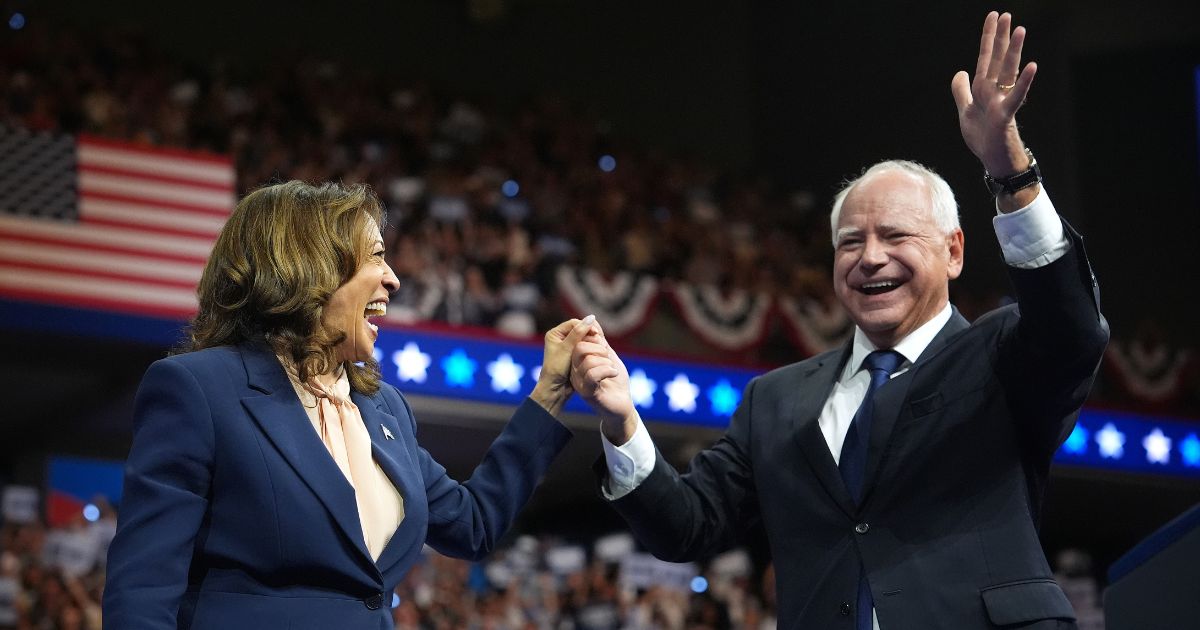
[602,222,1109,629]
[103,342,572,630]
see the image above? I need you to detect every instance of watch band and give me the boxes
[984,148,1041,196]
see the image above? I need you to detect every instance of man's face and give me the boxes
[832,171,964,348]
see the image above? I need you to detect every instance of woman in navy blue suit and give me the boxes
[102,181,590,629]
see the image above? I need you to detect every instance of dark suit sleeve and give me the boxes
[103,359,215,630]
[601,378,759,563]
[393,392,572,562]
[999,220,1110,459]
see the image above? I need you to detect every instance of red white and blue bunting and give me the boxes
[776,296,854,355]
[555,266,659,337]
[669,283,773,352]
[1104,340,1192,404]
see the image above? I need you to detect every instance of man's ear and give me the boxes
[946,229,965,280]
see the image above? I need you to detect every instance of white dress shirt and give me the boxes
[600,188,1071,629]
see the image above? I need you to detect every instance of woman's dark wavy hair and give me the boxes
[181,180,386,395]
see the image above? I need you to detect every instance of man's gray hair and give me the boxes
[829,160,960,247]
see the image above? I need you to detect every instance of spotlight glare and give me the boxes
[9,13,26,30]
[598,154,616,172]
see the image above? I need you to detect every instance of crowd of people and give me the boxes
[0,506,1107,629]
[5,17,1197,413]
[0,508,112,630]
[1,18,886,346]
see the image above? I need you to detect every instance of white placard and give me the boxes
[1,486,38,524]
[545,545,586,575]
[710,548,751,578]
[593,532,635,563]
[618,552,697,592]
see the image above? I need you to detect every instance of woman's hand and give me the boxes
[529,315,596,416]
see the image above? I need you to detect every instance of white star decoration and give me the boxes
[393,343,432,383]
[1143,428,1172,465]
[629,369,657,409]
[1096,423,1126,459]
[664,373,699,413]
[487,354,525,394]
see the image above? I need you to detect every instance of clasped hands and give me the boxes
[530,315,638,445]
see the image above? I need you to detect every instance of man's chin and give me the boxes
[848,312,904,344]
[847,305,902,331]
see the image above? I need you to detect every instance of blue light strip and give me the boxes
[3,298,1198,478]
[1195,64,1200,182]
[374,328,757,428]
[1056,410,1200,478]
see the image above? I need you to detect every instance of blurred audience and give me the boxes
[2,17,1197,407]
[0,19,833,350]
[2,503,1115,629]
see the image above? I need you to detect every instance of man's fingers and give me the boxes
[975,11,998,79]
[987,12,1011,81]
[574,354,612,377]
[585,364,620,386]
[572,340,609,362]
[998,25,1025,87]
[950,71,973,115]
[1004,62,1037,117]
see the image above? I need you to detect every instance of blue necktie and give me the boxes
[838,349,902,630]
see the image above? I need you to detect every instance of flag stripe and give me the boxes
[0,286,197,321]
[78,163,234,193]
[78,135,233,170]
[79,198,227,236]
[0,216,213,263]
[78,171,234,210]
[0,239,203,286]
[0,268,197,311]
[81,215,225,241]
[0,259,200,291]
[81,190,232,218]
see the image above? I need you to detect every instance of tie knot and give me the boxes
[862,349,903,376]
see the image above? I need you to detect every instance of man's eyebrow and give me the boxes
[876,222,916,233]
[835,227,862,241]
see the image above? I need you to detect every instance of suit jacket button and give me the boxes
[840,601,851,616]
[364,593,383,610]
[855,522,870,534]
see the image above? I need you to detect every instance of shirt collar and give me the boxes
[843,302,953,381]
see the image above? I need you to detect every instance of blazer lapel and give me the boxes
[352,390,421,574]
[862,309,971,505]
[790,346,858,518]
[238,344,373,564]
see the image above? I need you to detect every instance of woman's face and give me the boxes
[325,217,399,365]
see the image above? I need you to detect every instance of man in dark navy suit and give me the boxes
[571,12,1108,630]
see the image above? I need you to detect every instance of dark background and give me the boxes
[4,0,1200,577]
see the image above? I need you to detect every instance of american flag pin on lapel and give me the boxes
[381,424,395,440]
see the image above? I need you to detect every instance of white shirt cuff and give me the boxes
[600,412,656,500]
[992,187,1070,269]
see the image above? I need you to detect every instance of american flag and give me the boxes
[0,126,234,320]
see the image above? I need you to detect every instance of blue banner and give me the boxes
[3,298,1198,479]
